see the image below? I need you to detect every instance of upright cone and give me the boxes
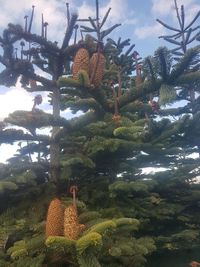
[64,204,85,240]
[89,52,106,87]
[72,48,90,79]
[45,198,64,238]
[29,79,37,88]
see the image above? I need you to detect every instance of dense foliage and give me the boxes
[0,0,200,266]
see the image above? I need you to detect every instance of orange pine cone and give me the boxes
[29,79,37,88]
[45,198,64,238]
[189,262,200,267]
[64,204,85,240]
[112,114,121,123]
[89,52,106,87]
[135,76,142,88]
[72,48,90,79]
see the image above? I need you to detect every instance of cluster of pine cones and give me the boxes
[72,48,106,87]
[45,198,85,240]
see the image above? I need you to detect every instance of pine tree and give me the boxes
[0,1,200,266]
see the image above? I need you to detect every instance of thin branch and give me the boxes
[7,27,60,54]
[96,0,100,23]
[0,55,9,66]
[100,7,111,29]
[62,13,78,49]
[156,19,181,32]
[174,0,183,30]
[23,70,55,87]
[118,80,162,109]
[184,11,200,31]
[180,5,185,30]
[77,18,98,22]
[25,85,53,92]
[28,5,35,33]
[66,3,70,26]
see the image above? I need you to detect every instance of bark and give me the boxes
[50,86,61,184]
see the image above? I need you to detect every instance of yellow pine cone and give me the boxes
[72,48,90,79]
[45,198,64,238]
[89,52,106,87]
[64,204,85,240]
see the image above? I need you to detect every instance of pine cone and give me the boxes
[72,48,90,79]
[89,52,106,87]
[64,204,85,240]
[29,79,37,88]
[112,114,121,126]
[45,198,64,238]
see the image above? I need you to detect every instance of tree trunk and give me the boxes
[50,86,61,184]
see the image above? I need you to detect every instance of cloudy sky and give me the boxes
[0,0,200,162]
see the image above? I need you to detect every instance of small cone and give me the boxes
[45,198,64,238]
[189,262,200,267]
[89,52,106,87]
[29,79,37,88]
[112,114,121,122]
[135,65,142,88]
[72,48,90,79]
[64,204,85,240]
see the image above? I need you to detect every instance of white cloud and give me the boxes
[141,167,167,174]
[0,143,19,163]
[151,0,200,26]
[151,0,174,17]
[0,0,75,44]
[0,84,32,121]
[76,2,94,20]
[185,3,200,24]
[136,0,200,39]
[151,0,194,17]
[0,0,137,46]
[123,18,137,26]
[0,81,51,121]
[134,23,166,39]
[100,0,129,24]
[77,0,135,27]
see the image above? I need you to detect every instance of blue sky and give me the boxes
[1,0,200,56]
[0,0,200,162]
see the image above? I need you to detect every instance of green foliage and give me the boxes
[170,46,200,81]
[78,70,90,87]
[107,237,156,267]
[86,136,136,157]
[159,84,177,106]
[154,47,172,81]
[171,229,199,242]
[0,181,18,194]
[1,2,200,267]
[114,218,139,228]
[77,251,102,267]
[86,220,117,235]
[7,234,45,260]
[109,180,153,197]
[12,170,37,186]
[9,254,45,267]
[57,76,80,87]
[76,232,103,255]
[61,154,95,169]
[45,236,76,254]
[113,126,144,140]
[79,211,101,224]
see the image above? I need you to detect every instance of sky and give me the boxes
[0,0,200,163]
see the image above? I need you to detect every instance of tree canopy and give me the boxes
[0,0,200,266]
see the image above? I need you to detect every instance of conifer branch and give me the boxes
[62,13,78,49]
[118,80,162,108]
